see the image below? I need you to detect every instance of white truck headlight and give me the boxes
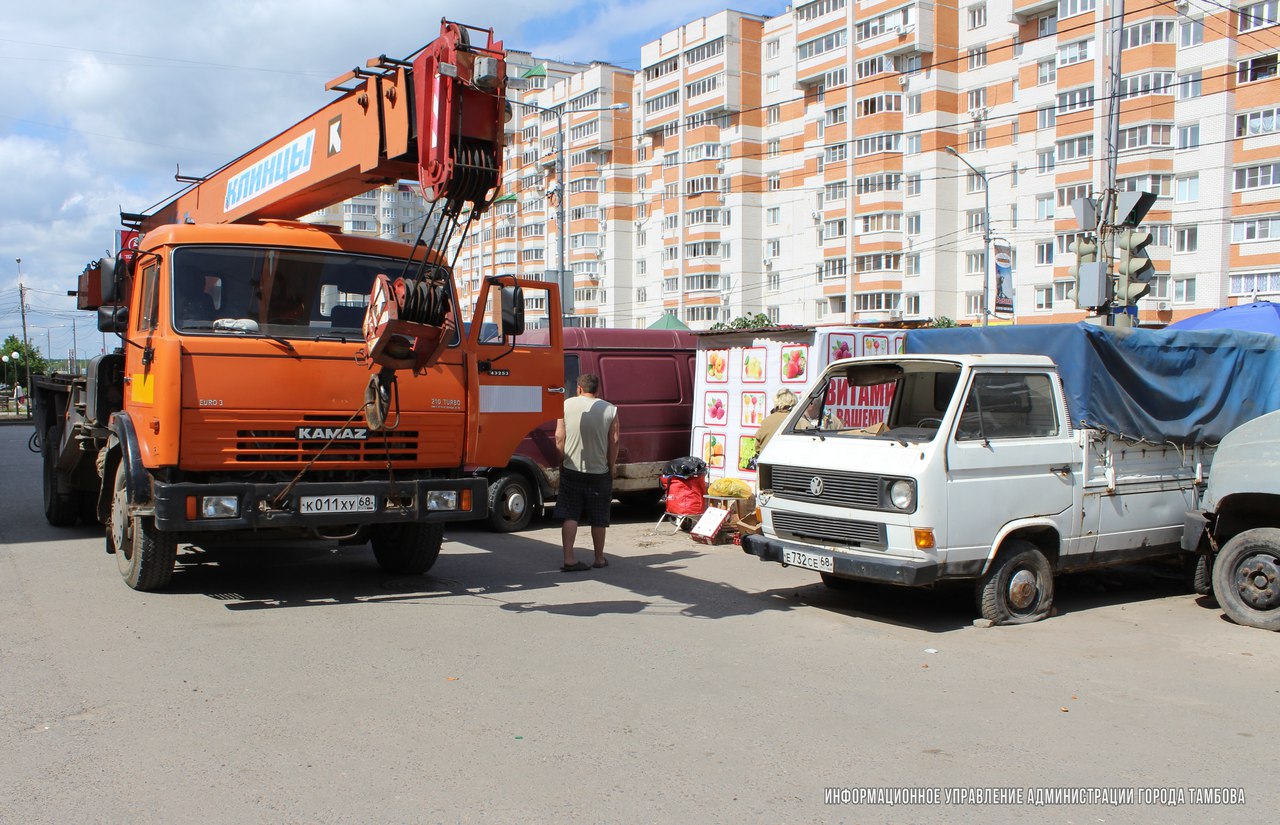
[201,495,240,519]
[427,491,459,511]
[888,480,916,512]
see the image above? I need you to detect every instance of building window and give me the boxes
[1038,60,1057,85]
[1035,285,1054,311]
[1180,18,1204,46]
[1238,55,1279,83]
[907,213,922,235]
[766,39,781,58]
[968,4,987,29]
[1058,38,1093,67]
[966,127,987,151]
[1240,0,1280,31]
[905,134,922,154]
[1037,106,1057,130]
[1175,225,1199,252]
[1120,19,1175,49]
[1235,162,1280,190]
[1175,174,1199,202]
[967,88,987,110]
[966,292,983,317]
[1058,0,1096,18]
[1037,149,1056,173]
[1039,13,1058,34]
[908,93,922,114]
[1177,70,1202,99]
[1174,277,1197,303]
[1232,217,1280,242]
[966,251,986,273]
[906,174,922,195]
[1036,241,1054,265]
[1177,123,1200,150]
[823,219,848,239]
[767,207,781,226]
[767,105,781,125]
[1236,107,1280,137]
[769,174,782,191]
[906,255,921,276]
[968,46,987,70]
[766,73,780,92]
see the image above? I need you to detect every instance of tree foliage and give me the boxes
[710,312,772,331]
[1,334,49,387]
[926,316,958,328]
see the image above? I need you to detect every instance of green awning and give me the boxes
[494,193,517,202]
[521,64,547,79]
[647,313,690,330]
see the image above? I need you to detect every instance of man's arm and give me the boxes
[554,418,566,462]
[607,411,621,474]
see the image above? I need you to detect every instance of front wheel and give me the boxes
[111,462,176,591]
[372,522,444,575]
[977,540,1054,625]
[487,474,535,532]
[1212,528,1280,631]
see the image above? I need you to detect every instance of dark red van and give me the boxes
[473,328,696,531]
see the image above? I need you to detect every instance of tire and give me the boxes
[1211,528,1280,631]
[43,426,78,527]
[372,522,444,575]
[111,463,176,591]
[1191,553,1213,597]
[487,473,535,533]
[977,540,1055,625]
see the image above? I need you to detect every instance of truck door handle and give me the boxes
[1049,465,1071,477]
[547,387,565,394]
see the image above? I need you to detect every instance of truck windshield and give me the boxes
[790,361,961,443]
[171,246,459,344]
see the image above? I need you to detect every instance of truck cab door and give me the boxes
[944,370,1080,562]
[464,278,564,467]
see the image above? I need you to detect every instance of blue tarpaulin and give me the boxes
[904,324,1280,444]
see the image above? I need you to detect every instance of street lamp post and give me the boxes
[508,98,628,326]
[945,146,990,328]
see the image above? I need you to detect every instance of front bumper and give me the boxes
[152,477,488,531]
[741,532,941,587]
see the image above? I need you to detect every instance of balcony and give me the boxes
[1010,0,1057,23]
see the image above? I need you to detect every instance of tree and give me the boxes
[710,312,772,331]
[1,334,49,387]
[926,316,958,328]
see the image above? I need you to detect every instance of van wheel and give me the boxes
[372,523,443,574]
[1212,528,1280,631]
[977,540,1054,625]
[43,426,78,527]
[488,474,534,532]
[112,463,176,591]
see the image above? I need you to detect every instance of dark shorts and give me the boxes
[554,468,613,527]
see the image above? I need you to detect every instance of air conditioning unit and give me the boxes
[716,162,726,173]
[889,310,904,320]
[898,74,911,87]
[763,258,773,269]
[1157,301,1171,311]
[969,107,988,121]
[812,211,822,223]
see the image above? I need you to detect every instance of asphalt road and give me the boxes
[1,422,1276,824]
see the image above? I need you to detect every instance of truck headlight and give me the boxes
[201,495,240,519]
[888,480,916,512]
[426,491,459,511]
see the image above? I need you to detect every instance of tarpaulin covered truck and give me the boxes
[743,324,1280,625]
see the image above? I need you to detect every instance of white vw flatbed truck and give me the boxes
[743,324,1280,625]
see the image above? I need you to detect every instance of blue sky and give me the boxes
[0,0,787,363]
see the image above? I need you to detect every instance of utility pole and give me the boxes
[945,145,991,327]
[1101,0,1128,327]
[16,258,32,396]
[71,316,79,375]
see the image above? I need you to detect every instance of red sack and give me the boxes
[660,474,707,516]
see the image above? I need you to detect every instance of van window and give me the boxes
[956,373,1058,440]
[599,355,682,404]
[564,354,580,396]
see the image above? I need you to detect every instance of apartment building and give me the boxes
[371,1,1280,329]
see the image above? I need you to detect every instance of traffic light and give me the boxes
[1066,235,1102,306]
[1113,191,1158,307]
[1116,227,1155,303]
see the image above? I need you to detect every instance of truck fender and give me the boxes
[482,454,552,504]
[108,412,150,505]
[979,518,1061,576]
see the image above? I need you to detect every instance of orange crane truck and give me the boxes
[31,21,564,590]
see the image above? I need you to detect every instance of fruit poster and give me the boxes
[690,327,907,480]
[702,432,726,469]
[741,347,766,383]
[704,391,729,426]
[705,349,728,383]
[741,391,767,428]
[780,345,809,383]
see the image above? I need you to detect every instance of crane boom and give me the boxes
[139,20,506,234]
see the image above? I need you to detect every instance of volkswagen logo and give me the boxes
[809,476,824,497]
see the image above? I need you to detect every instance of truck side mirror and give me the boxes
[499,285,525,337]
[97,305,128,333]
[99,257,120,304]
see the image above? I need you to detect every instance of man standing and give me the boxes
[555,374,620,572]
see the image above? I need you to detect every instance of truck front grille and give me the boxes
[770,510,886,549]
[233,427,419,464]
[769,465,882,509]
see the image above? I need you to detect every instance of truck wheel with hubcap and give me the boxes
[978,540,1055,625]
[372,522,444,574]
[487,474,534,532]
[43,426,78,527]
[110,462,176,591]
[1212,528,1280,631]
